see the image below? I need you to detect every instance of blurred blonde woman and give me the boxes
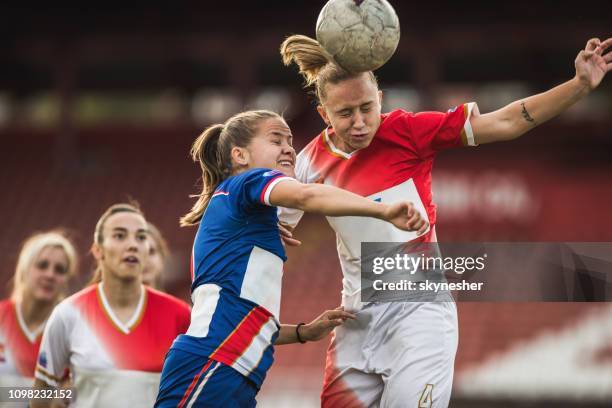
[142,222,169,290]
[32,203,190,408]
[0,231,77,387]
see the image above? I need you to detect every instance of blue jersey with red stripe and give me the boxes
[172,168,293,388]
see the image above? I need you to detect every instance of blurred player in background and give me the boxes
[154,109,427,407]
[0,231,77,388]
[280,35,611,407]
[142,222,170,290]
[31,203,191,408]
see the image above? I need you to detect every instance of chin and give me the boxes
[117,267,143,282]
[33,291,58,303]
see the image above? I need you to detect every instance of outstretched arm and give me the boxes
[471,37,611,144]
[269,179,428,234]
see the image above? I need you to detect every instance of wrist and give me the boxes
[296,322,308,343]
[572,75,593,95]
[376,203,389,220]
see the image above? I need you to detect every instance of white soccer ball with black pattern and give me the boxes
[316,0,400,72]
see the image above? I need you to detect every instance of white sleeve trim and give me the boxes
[263,176,296,206]
[464,102,479,146]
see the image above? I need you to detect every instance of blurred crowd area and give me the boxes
[1,1,611,406]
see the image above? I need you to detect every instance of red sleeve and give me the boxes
[403,103,477,159]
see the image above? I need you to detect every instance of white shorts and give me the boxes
[321,296,458,408]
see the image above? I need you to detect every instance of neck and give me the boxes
[328,130,357,154]
[100,271,142,309]
[19,295,55,329]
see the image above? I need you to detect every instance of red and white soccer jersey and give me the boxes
[280,103,478,311]
[0,300,43,386]
[35,283,190,407]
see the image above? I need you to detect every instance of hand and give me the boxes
[575,37,612,90]
[383,201,429,235]
[278,222,301,247]
[300,307,356,342]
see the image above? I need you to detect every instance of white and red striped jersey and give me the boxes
[280,104,478,310]
[0,299,43,387]
[35,283,190,407]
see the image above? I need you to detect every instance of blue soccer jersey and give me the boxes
[172,168,294,388]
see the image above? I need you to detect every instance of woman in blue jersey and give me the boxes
[155,110,427,407]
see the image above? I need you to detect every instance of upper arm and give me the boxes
[268,178,305,209]
[471,104,525,144]
[35,306,71,387]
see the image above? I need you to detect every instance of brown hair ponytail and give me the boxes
[180,124,226,226]
[181,110,283,227]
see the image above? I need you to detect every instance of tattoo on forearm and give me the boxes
[521,102,536,125]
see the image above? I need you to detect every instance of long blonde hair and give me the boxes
[280,34,378,103]
[180,110,283,226]
[11,231,78,303]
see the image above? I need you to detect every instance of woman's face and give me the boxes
[317,72,383,153]
[142,239,164,288]
[24,246,70,303]
[94,212,149,283]
[239,117,296,177]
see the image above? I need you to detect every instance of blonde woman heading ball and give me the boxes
[279,34,612,407]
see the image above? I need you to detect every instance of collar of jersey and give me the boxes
[323,128,356,160]
[97,282,147,335]
[15,301,46,343]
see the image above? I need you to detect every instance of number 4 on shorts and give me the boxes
[418,384,434,408]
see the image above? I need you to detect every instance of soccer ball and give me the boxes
[316,0,400,72]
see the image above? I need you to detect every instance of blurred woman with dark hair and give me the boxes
[0,231,77,387]
[31,203,191,408]
[142,222,170,290]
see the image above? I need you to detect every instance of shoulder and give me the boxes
[229,168,285,185]
[145,287,190,315]
[379,109,415,132]
[0,299,14,313]
[64,284,98,307]
[297,131,325,159]
[51,285,98,321]
[0,299,14,326]
[294,130,330,181]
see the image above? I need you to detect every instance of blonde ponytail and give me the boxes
[280,34,378,103]
[280,34,331,87]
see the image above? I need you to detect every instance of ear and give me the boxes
[378,90,383,106]
[91,243,104,261]
[230,146,249,167]
[317,105,330,126]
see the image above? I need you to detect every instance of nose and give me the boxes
[127,236,140,252]
[353,112,365,129]
[282,142,295,156]
[41,265,55,278]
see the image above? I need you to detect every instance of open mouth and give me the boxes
[277,160,294,168]
[122,256,140,265]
